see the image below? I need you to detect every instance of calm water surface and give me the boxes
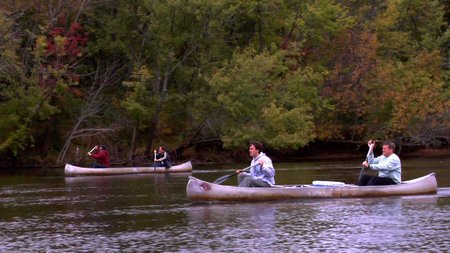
[0,157,449,252]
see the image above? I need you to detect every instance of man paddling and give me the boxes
[236,141,275,187]
[357,140,402,186]
[88,145,110,168]
[154,146,171,169]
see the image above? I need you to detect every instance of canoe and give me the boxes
[186,173,437,202]
[65,161,192,176]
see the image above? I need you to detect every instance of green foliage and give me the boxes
[366,51,447,138]
[121,65,155,122]
[0,13,34,155]
[1,0,449,164]
[209,48,325,148]
[375,0,448,59]
[304,0,356,41]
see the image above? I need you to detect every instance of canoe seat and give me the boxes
[312,180,346,187]
[272,185,303,188]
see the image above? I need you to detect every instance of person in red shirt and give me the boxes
[88,145,110,168]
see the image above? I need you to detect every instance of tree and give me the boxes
[365,51,448,146]
[320,29,379,141]
[56,60,121,165]
[208,48,325,149]
[0,12,34,156]
[375,0,448,59]
[1,2,90,162]
[121,65,156,161]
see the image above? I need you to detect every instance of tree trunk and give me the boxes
[56,61,120,165]
[129,118,138,164]
[145,61,170,156]
[257,3,265,52]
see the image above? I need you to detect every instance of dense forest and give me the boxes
[0,0,448,167]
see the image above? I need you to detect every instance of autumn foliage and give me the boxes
[0,0,448,166]
[36,15,88,88]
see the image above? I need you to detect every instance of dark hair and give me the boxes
[249,141,263,153]
[383,141,395,151]
[100,145,107,150]
[159,146,165,151]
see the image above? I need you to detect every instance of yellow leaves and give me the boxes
[35,35,47,57]
[53,35,67,53]
[412,50,442,78]
[375,50,446,134]
[122,65,153,88]
[121,64,156,122]
[375,0,401,29]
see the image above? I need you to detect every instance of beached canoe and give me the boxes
[65,161,192,176]
[186,173,437,202]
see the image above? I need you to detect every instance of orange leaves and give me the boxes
[320,29,380,140]
[390,52,445,132]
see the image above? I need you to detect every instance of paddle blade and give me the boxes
[213,173,237,184]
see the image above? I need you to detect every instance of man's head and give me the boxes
[158,146,165,153]
[249,141,263,158]
[100,145,107,150]
[382,141,395,157]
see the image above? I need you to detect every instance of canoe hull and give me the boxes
[186,173,437,202]
[65,161,192,176]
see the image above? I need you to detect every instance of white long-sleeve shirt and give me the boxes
[248,152,276,186]
[368,152,402,184]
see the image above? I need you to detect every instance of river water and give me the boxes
[0,157,449,252]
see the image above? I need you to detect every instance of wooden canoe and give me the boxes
[186,173,437,202]
[65,161,192,176]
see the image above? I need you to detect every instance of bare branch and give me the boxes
[57,60,124,165]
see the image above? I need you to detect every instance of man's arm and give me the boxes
[90,151,104,159]
[260,158,275,177]
[156,152,168,161]
[367,152,381,164]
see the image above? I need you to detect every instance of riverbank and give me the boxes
[184,145,450,165]
[1,144,449,168]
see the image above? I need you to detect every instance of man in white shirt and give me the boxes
[237,141,275,187]
[357,140,402,186]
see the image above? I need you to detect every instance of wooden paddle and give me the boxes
[153,150,157,171]
[358,140,375,183]
[87,146,97,156]
[213,164,258,184]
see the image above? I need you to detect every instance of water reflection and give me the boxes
[0,158,449,252]
[184,195,448,252]
[186,203,278,251]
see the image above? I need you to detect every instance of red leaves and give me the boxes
[65,22,89,58]
[45,17,89,60]
[39,15,89,89]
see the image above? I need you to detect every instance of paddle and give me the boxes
[358,140,375,183]
[153,150,157,171]
[213,164,258,184]
[87,146,96,156]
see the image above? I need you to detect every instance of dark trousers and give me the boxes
[152,160,171,169]
[357,174,396,186]
[92,163,107,168]
[162,159,171,169]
